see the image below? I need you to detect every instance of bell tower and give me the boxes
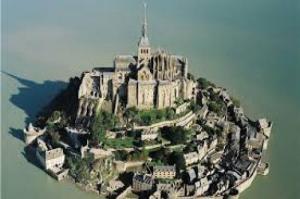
[138,3,151,65]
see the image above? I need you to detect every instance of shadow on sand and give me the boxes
[2,71,67,125]
[2,71,68,168]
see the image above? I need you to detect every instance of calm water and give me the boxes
[2,0,300,198]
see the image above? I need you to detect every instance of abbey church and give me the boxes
[76,4,196,125]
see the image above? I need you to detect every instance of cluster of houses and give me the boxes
[22,82,272,199]
[109,87,272,199]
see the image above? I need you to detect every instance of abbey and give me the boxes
[76,4,196,125]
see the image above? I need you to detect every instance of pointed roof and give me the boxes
[138,3,150,47]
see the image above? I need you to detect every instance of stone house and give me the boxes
[36,147,65,171]
[23,123,46,145]
[257,118,272,137]
[183,152,199,166]
[132,173,154,192]
[153,165,176,179]
[195,177,211,196]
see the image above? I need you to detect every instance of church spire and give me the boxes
[142,2,147,38]
[138,2,150,47]
[138,2,151,65]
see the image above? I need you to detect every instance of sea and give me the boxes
[2,0,300,198]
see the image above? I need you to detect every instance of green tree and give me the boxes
[66,155,93,184]
[187,73,195,81]
[231,97,240,107]
[90,111,119,145]
[197,77,215,89]
[161,126,188,145]
[189,101,201,112]
[165,107,175,120]
[124,107,139,126]
[168,151,185,171]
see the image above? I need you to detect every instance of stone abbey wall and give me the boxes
[75,5,197,127]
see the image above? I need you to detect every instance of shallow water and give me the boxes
[2,0,300,198]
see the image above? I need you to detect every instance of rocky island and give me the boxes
[23,4,272,199]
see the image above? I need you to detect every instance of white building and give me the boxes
[197,141,208,160]
[132,173,154,192]
[195,177,211,196]
[23,123,46,145]
[196,131,209,141]
[258,118,273,137]
[184,152,199,166]
[36,148,65,170]
[153,165,176,179]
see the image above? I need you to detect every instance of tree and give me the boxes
[47,110,61,124]
[89,111,119,145]
[197,77,215,89]
[168,151,185,171]
[66,155,93,184]
[149,148,169,164]
[165,107,175,120]
[128,148,149,161]
[231,97,240,107]
[114,150,128,161]
[208,101,225,116]
[124,107,139,125]
[187,73,195,81]
[175,98,184,106]
[189,101,201,112]
[161,126,188,145]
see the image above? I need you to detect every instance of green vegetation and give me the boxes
[114,148,150,162]
[202,125,216,135]
[126,130,141,139]
[127,148,149,161]
[168,151,185,171]
[66,155,93,184]
[46,110,61,124]
[231,96,241,107]
[160,126,191,145]
[187,73,195,81]
[174,97,185,106]
[202,125,222,137]
[90,111,119,145]
[105,137,134,149]
[197,77,215,89]
[149,147,185,171]
[207,89,226,116]
[35,77,81,127]
[124,107,176,126]
[47,128,61,147]
[183,142,198,153]
[114,150,129,161]
[208,101,225,116]
[149,148,170,164]
[189,100,201,112]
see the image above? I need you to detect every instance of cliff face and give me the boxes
[35,77,81,127]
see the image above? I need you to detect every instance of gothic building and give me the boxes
[76,4,196,126]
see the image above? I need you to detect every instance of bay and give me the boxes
[2,0,299,198]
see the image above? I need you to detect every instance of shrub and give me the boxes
[90,111,119,144]
[161,126,188,145]
[197,77,215,89]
